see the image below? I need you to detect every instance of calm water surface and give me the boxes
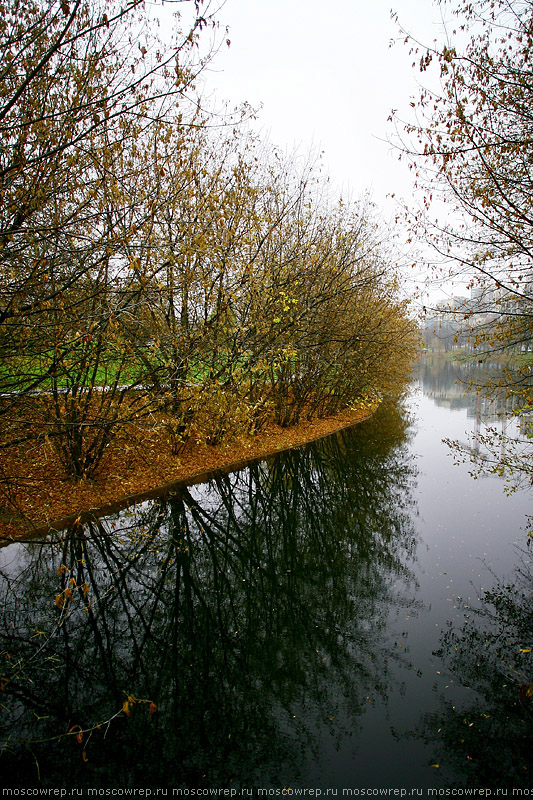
[0,358,531,791]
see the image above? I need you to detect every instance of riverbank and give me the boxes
[0,402,377,542]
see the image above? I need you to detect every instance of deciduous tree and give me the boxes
[0,0,219,479]
[394,0,533,486]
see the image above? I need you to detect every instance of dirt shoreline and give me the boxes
[0,403,377,543]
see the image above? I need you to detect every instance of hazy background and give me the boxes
[203,1,445,204]
[188,0,461,304]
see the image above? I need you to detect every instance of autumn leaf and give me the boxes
[68,724,83,742]
[520,684,533,701]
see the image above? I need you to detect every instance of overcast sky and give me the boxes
[175,0,463,303]
[200,0,447,213]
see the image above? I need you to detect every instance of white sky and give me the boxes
[168,0,464,304]
[201,0,447,214]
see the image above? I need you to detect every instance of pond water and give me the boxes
[0,357,531,793]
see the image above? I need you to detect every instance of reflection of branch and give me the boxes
[0,401,420,784]
[420,552,533,787]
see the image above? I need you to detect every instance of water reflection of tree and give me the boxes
[0,401,419,788]
[418,356,521,420]
[419,355,533,493]
[417,554,533,788]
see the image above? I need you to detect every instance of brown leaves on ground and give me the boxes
[0,405,374,542]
